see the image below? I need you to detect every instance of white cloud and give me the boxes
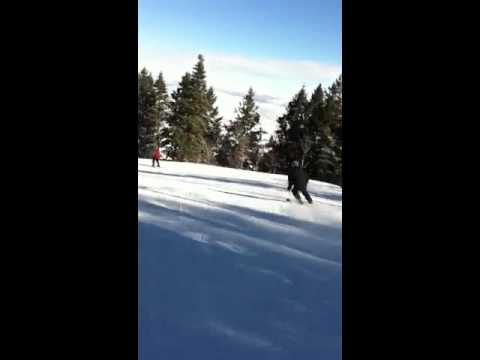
[216,89,281,106]
[139,47,341,138]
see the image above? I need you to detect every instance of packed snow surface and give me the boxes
[138,159,342,360]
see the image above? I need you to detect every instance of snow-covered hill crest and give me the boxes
[138,159,342,360]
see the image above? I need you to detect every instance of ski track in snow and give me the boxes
[138,159,342,360]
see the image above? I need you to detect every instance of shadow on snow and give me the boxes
[138,194,341,360]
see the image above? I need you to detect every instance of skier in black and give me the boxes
[287,160,313,204]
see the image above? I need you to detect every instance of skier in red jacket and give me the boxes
[152,146,161,167]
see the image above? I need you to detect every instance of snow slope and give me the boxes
[138,159,342,360]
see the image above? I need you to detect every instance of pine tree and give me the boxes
[191,54,207,95]
[307,83,326,135]
[255,77,342,185]
[216,122,234,167]
[154,72,169,110]
[327,74,342,144]
[216,88,263,168]
[190,54,211,162]
[163,72,208,162]
[273,86,310,171]
[324,75,342,185]
[153,72,169,146]
[138,68,158,158]
[257,135,279,173]
[304,83,332,180]
[305,76,342,184]
[205,86,223,163]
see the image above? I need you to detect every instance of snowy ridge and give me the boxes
[138,159,342,360]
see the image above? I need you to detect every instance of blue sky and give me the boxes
[139,0,342,136]
[139,0,341,63]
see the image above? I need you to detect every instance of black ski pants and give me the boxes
[292,187,313,204]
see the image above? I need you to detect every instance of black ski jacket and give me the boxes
[287,167,309,191]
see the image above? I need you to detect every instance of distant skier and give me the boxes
[152,146,161,167]
[287,160,313,204]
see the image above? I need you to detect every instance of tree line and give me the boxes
[138,54,342,185]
